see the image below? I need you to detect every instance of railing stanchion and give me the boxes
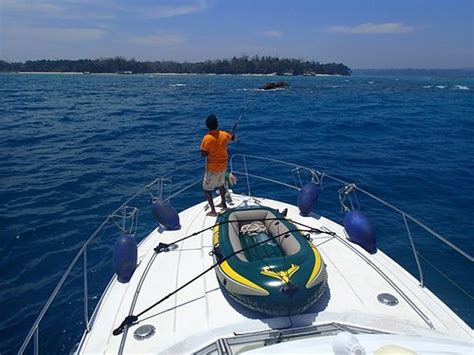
[34,327,39,355]
[84,246,90,331]
[159,178,164,199]
[243,155,251,196]
[296,167,303,187]
[403,214,424,287]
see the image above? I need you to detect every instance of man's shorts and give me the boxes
[203,171,226,191]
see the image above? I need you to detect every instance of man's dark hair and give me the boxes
[206,114,218,130]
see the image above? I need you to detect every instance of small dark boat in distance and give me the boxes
[260,81,289,90]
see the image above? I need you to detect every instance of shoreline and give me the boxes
[3,71,345,77]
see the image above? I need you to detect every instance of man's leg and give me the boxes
[217,186,227,209]
[215,172,227,209]
[203,172,217,216]
[204,190,217,216]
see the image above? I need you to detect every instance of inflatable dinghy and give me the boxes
[212,206,327,316]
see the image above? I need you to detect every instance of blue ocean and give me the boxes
[1,72,473,353]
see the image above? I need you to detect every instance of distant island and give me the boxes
[0,56,351,76]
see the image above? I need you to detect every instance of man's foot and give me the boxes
[206,211,217,217]
[216,202,227,209]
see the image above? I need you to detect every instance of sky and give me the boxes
[0,0,473,69]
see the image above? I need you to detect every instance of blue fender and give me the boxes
[151,198,181,230]
[343,211,377,254]
[113,233,137,283]
[297,182,320,216]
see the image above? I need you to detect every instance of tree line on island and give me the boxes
[0,56,351,75]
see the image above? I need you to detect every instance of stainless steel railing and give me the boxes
[18,157,203,354]
[19,154,473,353]
[230,153,474,286]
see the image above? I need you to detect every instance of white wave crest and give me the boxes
[422,85,433,88]
[436,85,446,89]
[454,85,469,90]
[170,83,186,87]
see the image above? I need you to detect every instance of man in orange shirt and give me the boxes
[200,114,235,216]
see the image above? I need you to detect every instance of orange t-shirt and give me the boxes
[200,130,232,172]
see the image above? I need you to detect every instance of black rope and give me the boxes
[234,219,293,287]
[289,219,337,237]
[153,217,306,254]
[275,215,292,288]
[113,226,322,336]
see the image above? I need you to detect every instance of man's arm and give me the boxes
[200,135,209,157]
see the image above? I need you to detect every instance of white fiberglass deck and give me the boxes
[78,193,472,354]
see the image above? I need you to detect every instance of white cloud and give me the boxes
[3,25,106,41]
[260,30,283,39]
[1,0,117,20]
[326,22,414,34]
[146,1,208,18]
[128,33,186,46]
[1,0,209,20]
[2,0,63,13]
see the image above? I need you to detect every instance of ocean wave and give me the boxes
[170,83,187,87]
[436,85,446,89]
[235,88,260,91]
[454,85,469,90]
[256,87,288,92]
[422,85,433,89]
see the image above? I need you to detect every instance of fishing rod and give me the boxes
[231,100,250,135]
[112,225,323,336]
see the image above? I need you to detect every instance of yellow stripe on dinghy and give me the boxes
[220,261,269,295]
[306,243,323,288]
[213,226,219,247]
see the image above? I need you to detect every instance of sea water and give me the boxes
[0,72,473,353]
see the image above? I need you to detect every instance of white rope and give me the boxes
[338,183,359,212]
[240,221,267,235]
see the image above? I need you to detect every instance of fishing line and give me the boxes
[12,222,58,240]
[231,100,250,134]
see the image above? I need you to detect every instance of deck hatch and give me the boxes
[133,324,156,340]
[377,293,399,306]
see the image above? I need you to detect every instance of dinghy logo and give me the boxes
[261,264,299,284]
